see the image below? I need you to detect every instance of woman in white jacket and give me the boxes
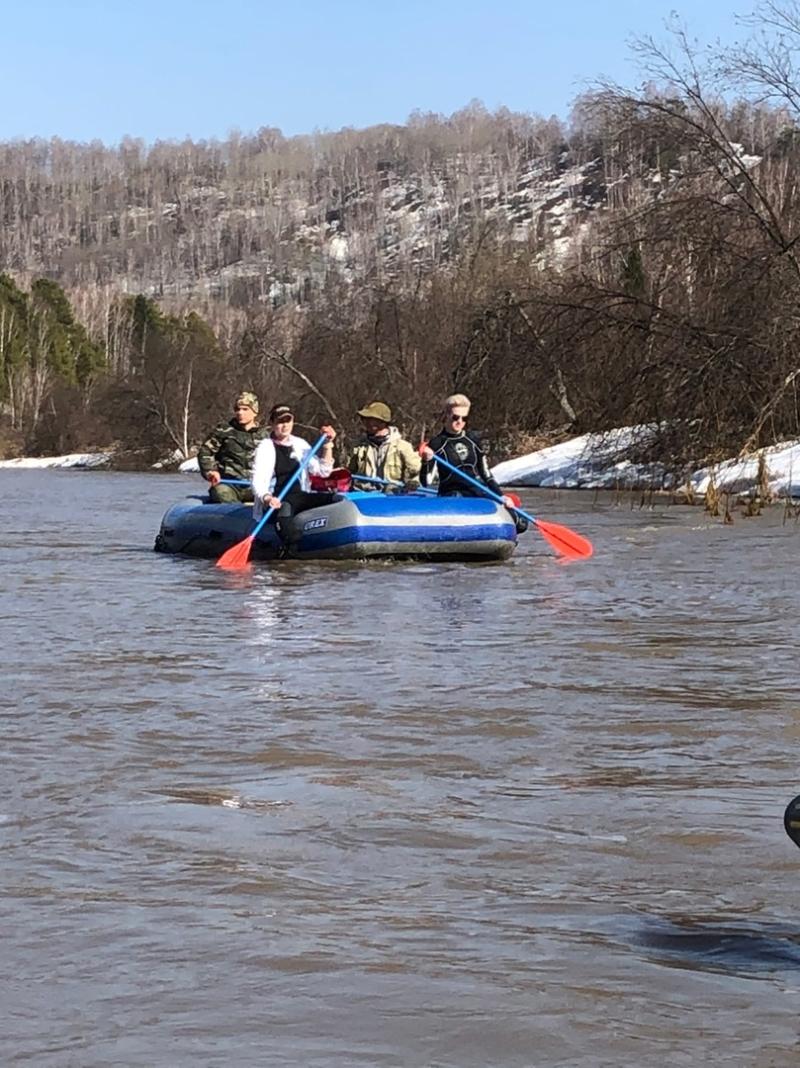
[251,405,338,535]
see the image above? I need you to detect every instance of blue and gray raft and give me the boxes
[154,490,518,561]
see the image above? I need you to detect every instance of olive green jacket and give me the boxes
[347,428,421,490]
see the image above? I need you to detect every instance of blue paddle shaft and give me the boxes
[249,434,329,539]
[427,450,535,524]
[352,472,403,488]
[351,472,436,496]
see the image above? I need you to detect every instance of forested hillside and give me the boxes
[4,9,800,473]
[0,105,584,303]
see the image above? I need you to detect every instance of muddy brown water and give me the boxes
[3,469,800,1066]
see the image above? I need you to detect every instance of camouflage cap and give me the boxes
[235,391,259,414]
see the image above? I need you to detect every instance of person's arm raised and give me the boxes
[316,425,336,475]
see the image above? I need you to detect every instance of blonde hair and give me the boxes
[444,393,471,412]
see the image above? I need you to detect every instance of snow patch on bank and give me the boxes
[0,452,113,470]
[689,440,800,498]
[492,426,660,489]
[492,428,800,498]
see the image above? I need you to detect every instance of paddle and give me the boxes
[351,473,436,495]
[784,795,800,849]
[352,472,404,488]
[422,449,593,560]
[216,433,328,570]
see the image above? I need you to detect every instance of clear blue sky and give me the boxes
[3,0,751,144]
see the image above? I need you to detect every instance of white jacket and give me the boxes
[251,434,332,518]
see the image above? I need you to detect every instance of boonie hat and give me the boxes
[269,404,294,421]
[235,391,259,413]
[357,401,392,423]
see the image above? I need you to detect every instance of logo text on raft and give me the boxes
[303,517,329,531]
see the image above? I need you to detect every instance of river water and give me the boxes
[3,469,800,1067]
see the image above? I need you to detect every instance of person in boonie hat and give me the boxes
[347,400,421,493]
[196,389,270,504]
[357,401,392,424]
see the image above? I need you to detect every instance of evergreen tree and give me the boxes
[30,278,105,385]
[620,246,646,299]
[0,273,30,403]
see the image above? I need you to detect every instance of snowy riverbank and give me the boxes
[492,427,800,498]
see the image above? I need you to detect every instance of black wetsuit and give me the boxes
[420,429,504,498]
[420,428,528,533]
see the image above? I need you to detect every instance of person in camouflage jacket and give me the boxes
[197,392,271,503]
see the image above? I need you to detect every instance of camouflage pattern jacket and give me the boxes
[197,419,271,481]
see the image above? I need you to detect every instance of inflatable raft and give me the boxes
[154,490,518,561]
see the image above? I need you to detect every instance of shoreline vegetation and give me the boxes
[4,10,800,505]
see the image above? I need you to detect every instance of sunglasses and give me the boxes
[448,413,467,423]
[273,415,293,424]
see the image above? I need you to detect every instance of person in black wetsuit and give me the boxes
[420,393,527,531]
[251,404,340,544]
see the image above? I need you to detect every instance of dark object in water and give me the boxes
[784,794,800,849]
[634,915,800,976]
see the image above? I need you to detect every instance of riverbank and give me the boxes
[4,429,800,500]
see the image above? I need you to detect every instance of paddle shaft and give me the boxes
[215,434,331,569]
[352,472,436,495]
[423,449,527,516]
[247,433,328,540]
[352,472,403,488]
[425,449,593,559]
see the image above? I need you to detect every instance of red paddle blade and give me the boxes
[534,519,593,560]
[216,534,255,570]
